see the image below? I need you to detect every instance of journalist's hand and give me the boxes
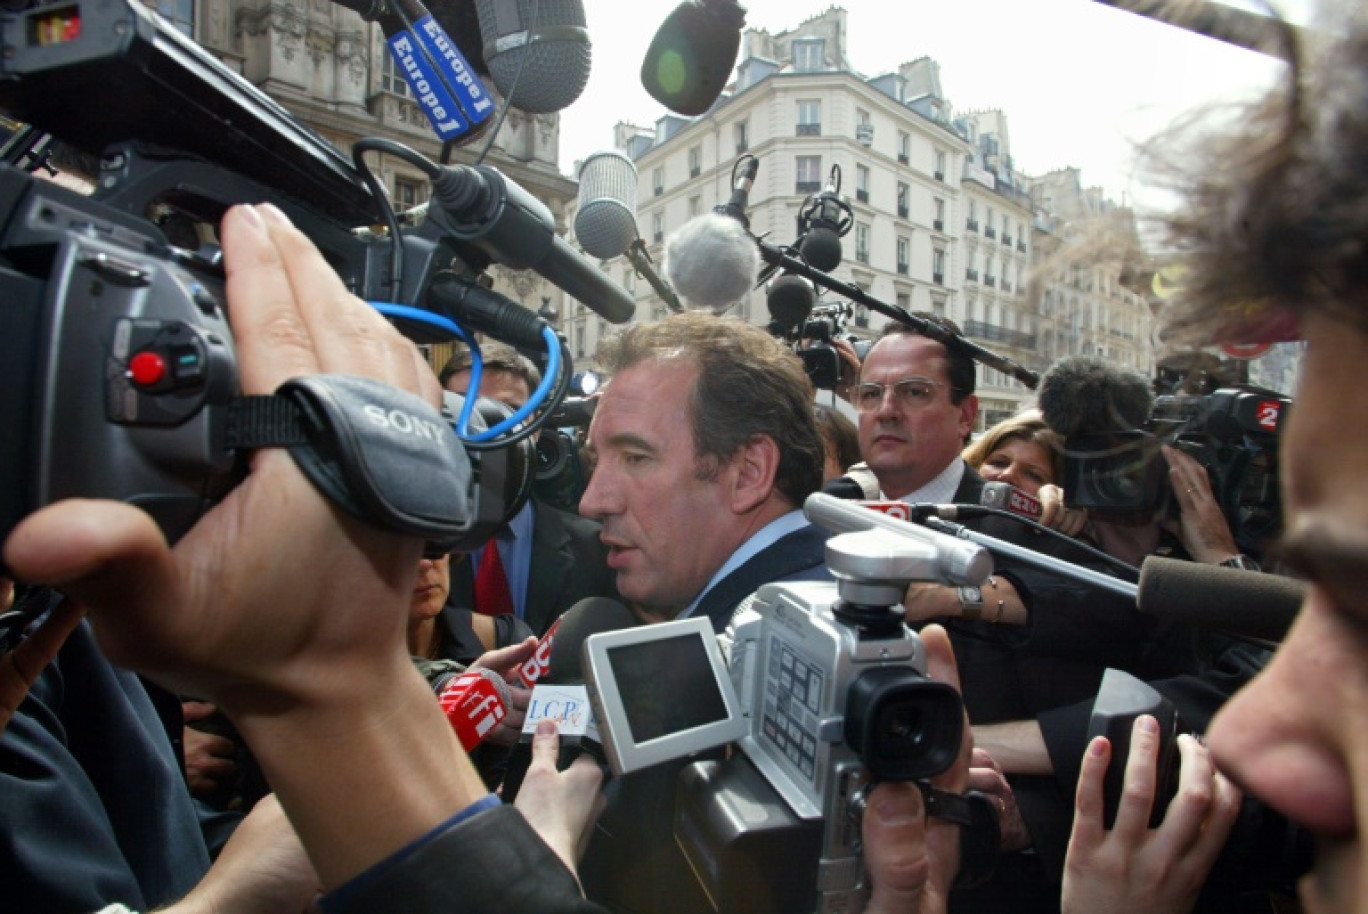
[182,700,239,798]
[1037,484,1089,538]
[1062,717,1242,914]
[469,636,538,744]
[863,624,970,914]
[0,598,82,735]
[1161,445,1241,564]
[967,747,1031,852]
[514,719,606,883]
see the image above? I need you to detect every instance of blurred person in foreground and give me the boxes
[1151,4,1368,911]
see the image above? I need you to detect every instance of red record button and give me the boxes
[128,350,168,387]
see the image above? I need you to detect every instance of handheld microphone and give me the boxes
[575,151,682,311]
[641,0,747,116]
[427,163,636,323]
[337,0,495,142]
[501,597,637,799]
[921,482,1043,523]
[475,0,591,113]
[1136,556,1303,643]
[664,213,760,314]
[796,166,852,273]
[516,614,563,688]
[713,155,759,229]
[432,667,513,751]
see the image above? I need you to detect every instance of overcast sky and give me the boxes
[554,0,1295,206]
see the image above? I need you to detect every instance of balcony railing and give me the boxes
[896,262,908,275]
[898,153,909,165]
[856,189,869,203]
[966,269,979,282]
[1002,235,1012,247]
[964,319,1037,349]
[1018,240,1027,252]
[934,171,945,182]
[856,250,870,264]
[933,272,944,286]
[985,227,997,239]
[796,180,821,193]
[898,205,910,219]
[933,219,944,231]
[689,166,700,178]
[654,185,663,196]
[797,123,822,136]
[966,220,979,232]
[985,276,996,287]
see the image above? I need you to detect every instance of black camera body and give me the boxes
[1061,386,1289,554]
[795,303,870,391]
[532,396,595,511]
[0,0,539,552]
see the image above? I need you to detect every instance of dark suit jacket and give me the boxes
[447,496,618,636]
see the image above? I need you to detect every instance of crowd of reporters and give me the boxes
[8,2,1368,913]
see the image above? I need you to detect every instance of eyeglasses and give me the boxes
[852,377,953,412]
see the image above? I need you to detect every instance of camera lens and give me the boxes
[844,666,962,781]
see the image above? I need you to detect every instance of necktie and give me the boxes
[473,541,515,616]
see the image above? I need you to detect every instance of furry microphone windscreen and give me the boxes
[664,213,761,314]
[1037,356,1155,438]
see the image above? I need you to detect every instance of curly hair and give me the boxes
[1156,2,1368,346]
[594,311,825,507]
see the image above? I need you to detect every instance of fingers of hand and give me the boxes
[863,781,931,897]
[1071,735,1111,847]
[1114,716,1161,838]
[530,718,560,769]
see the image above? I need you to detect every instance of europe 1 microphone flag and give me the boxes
[378,0,495,142]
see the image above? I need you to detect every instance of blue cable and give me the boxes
[367,302,561,443]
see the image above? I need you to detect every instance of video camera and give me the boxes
[532,395,596,511]
[0,0,632,558]
[1061,386,1289,555]
[793,302,870,391]
[584,520,995,913]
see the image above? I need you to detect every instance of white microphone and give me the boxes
[475,0,591,113]
[664,213,760,314]
[575,151,682,311]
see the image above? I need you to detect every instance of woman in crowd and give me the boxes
[962,410,1089,537]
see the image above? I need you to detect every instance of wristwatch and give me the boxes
[1219,554,1261,572]
[957,585,984,621]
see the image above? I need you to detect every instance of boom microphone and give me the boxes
[664,214,760,314]
[641,0,747,116]
[1136,556,1303,643]
[475,0,592,113]
[713,155,759,229]
[1038,356,1154,439]
[796,166,852,273]
[766,273,815,332]
[575,151,682,311]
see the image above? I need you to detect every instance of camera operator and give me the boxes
[0,204,606,912]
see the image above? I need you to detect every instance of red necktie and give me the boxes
[473,542,515,616]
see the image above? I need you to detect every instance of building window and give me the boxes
[796,155,822,193]
[1001,216,1012,247]
[855,222,870,264]
[574,321,586,359]
[985,208,997,239]
[688,145,702,178]
[653,166,664,196]
[898,131,910,165]
[623,267,636,292]
[652,211,664,244]
[856,109,874,146]
[793,38,825,72]
[933,248,945,285]
[896,292,911,310]
[986,255,997,287]
[797,100,821,136]
[897,182,909,219]
[856,164,870,203]
[735,119,749,154]
[934,149,947,181]
[380,50,412,97]
[933,197,945,231]
[896,236,910,275]
[689,195,702,218]
[155,0,195,36]
[966,199,979,232]
[394,177,426,211]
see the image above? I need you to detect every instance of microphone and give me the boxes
[713,155,759,229]
[796,166,852,273]
[427,163,636,323]
[475,0,591,113]
[922,482,1043,523]
[1136,556,1303,643]
[336,0,495,142]
[431,667,514,751]
[766,273,815,334]
[664,213,760,314]
[641,0,747,116]
[575,150,682,311]
[515,615,563,688]
[1038,356,1154,440]
[501,597,637,799]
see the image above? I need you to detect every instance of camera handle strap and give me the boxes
[917,784,1000,889]
[225,374,475,539]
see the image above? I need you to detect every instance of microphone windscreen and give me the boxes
[575,151,638,260]
[798,227,843,273]
[545,596,638,683]
[476,0,591,113]
[766,274,814,331]
[1038,356,1154,439]
[1136,556,1304,642]
[665,213,760,313]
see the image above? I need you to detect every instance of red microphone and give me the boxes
[979,481,1042,521]
[516,615,563,689]
[435,668,513,751]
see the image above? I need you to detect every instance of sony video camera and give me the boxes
[0,0,629,557]
[585,522,987,913]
